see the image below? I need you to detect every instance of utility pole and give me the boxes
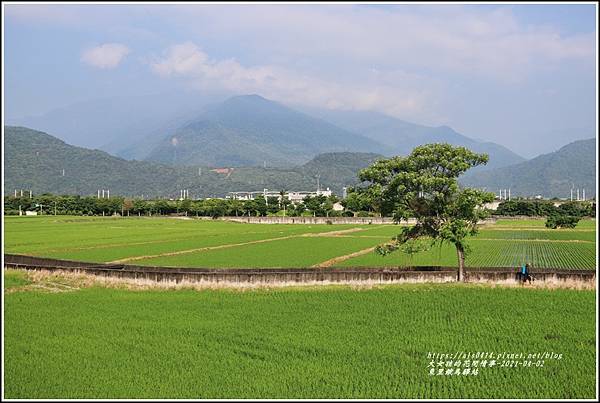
[577,188,580,201]
[29,190,32,199]
[107,189,110,199]
[54,200,57,216]
[508,188,511,201]
[583,189,585,201]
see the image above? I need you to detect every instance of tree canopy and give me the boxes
[358,143,495,281]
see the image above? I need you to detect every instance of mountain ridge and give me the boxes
[460,138,596,197]
[3,126,380,198]
[142,95,387,167]
[299,107,526,171]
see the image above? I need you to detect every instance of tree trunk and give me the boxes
[456,245,466,282]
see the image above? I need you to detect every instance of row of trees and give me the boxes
[495,199,595,218]
[3,193,346,218]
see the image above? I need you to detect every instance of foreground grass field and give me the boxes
[3,215,596,269]
[3,270,595,399]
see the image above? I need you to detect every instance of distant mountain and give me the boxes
[460,138,596,198]
[142,95,387,167]
[300,108,525,171]
[298,152,384,192]
[6,92,219,152]
[506,126,596,159]
[3,126,380,198]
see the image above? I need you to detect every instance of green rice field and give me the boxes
[3,270,596,399]
[3,215,597,269]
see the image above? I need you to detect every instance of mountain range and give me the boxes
[4,126,595,199]
[460,138,596,198]
[8,94,524,170]
[6,91,217,153]
[142,95,386,167]
[300,107,526,171]
[3,126,378,198]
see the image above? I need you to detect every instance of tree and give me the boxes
[359,143,495,281]
[545,213,580,229]
[122,198,134,216]
[266,196,280,214]
[302,195,327,216]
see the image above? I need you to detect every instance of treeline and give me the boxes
[3,193,355,218]
[494,199,595,218]
[4,193,596,220]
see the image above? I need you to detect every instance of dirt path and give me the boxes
[109,228,367,264]
[301,227,364,237]
[109,234,300,264]
[311,246,378,268]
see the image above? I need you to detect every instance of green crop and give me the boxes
[4,281,595,399]
[3,216,596,269]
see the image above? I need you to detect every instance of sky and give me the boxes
[2,2,597,157]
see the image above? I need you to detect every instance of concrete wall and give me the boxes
[220,216,402,224]
[4,254,594,287]
[219,216,499,225]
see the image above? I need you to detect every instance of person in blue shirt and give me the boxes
[520,263,533,284]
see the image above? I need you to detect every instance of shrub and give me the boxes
[545,214,580,229]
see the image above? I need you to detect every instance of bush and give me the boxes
[545,214,580,229]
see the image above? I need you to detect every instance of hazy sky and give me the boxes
[3,3,597,156]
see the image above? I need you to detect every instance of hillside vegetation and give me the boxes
[461,138,596,197]
[4,126,379,197]
[144,95,385,167]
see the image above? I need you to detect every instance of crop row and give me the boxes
[341,239,596,269]
[3,281,595,399]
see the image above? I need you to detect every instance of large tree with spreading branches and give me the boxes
[358,143,496,281]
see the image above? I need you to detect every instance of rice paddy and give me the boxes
[3,271,596,399]
[3,216,597,399]
[3,215,597,269]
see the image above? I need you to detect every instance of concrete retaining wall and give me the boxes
[220,216,400,224]
[218,216,499,225]
[3,254,595,287]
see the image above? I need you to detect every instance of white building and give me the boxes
[227,188,333,203]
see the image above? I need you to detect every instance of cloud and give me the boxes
[150,42,440,121]
[167,5,595,83]
[81,43,130,69]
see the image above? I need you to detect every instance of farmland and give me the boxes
[3,216,597,399]
[3,270,596,399]
[3,215,597,269]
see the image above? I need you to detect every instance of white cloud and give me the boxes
[150,42,439,121]
[168,5,595,83]
[81,43,130,69]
